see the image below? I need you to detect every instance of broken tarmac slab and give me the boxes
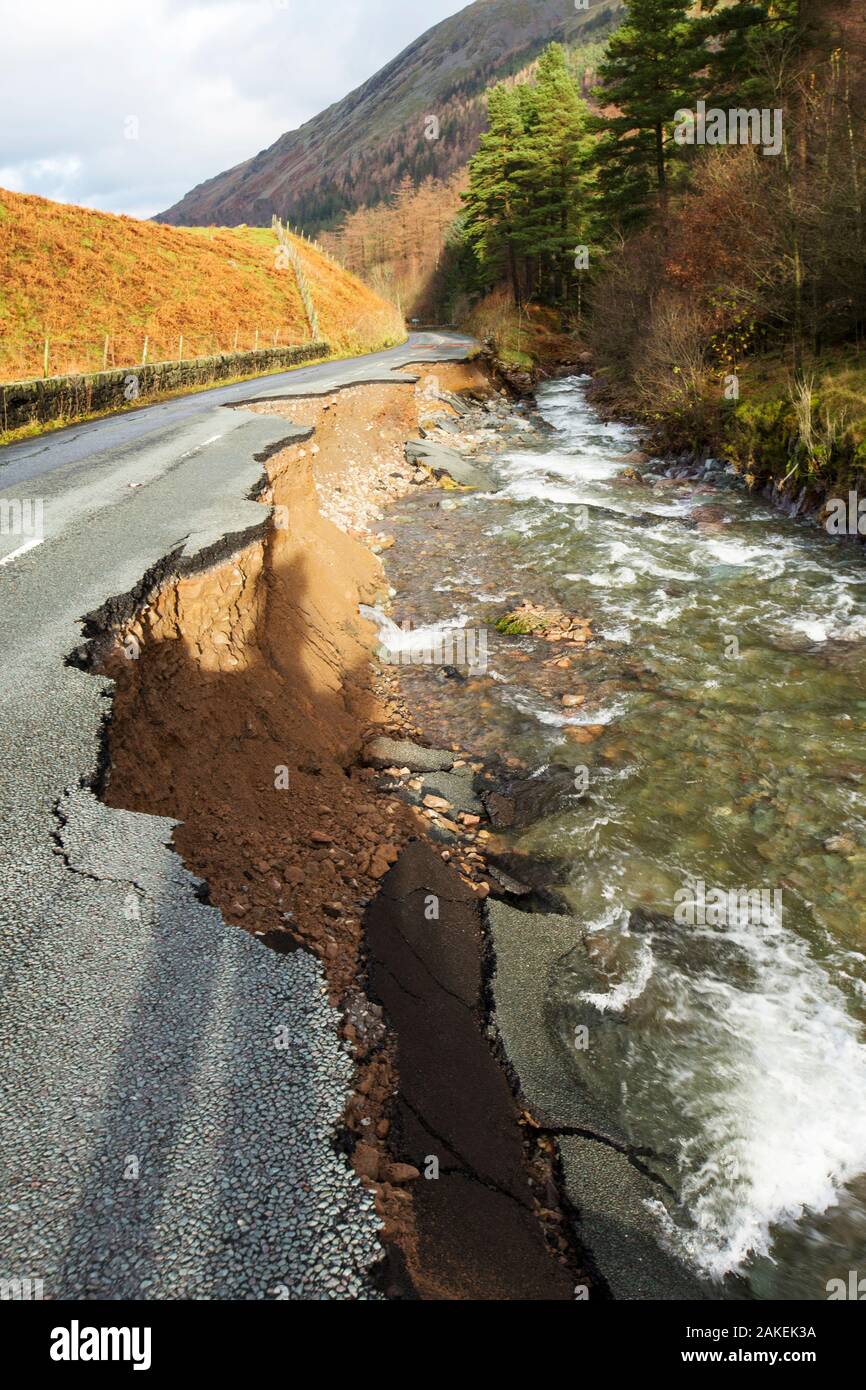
[419,769,483,817]
[376,766,485,826]
[404,439,489,489]
[364,839,577,1300]
[488,900,707,1301]
[558,1138,707,1301]
[22,787,384,1299]
[487,900,626,1143]
[434,390,473,418]
[361,736,454,773]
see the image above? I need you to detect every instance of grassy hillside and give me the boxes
[157,0,623,234]
[0,189,404,383]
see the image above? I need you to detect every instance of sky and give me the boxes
[0,0,471,219]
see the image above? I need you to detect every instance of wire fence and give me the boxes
[274,218,347,272]
[0,327,311,386]
[272,217,320,339]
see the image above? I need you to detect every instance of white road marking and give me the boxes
[0,537,44,567]
[179,432,224,461]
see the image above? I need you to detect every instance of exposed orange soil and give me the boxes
[99,371,491,1262]
[102,383,424,1001]
[93,365,595,1298]
[0,187,403,381]
[396,359,492,397]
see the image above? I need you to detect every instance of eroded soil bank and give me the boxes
[87,366,590,1299]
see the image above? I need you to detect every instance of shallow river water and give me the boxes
[385,376,866,1299]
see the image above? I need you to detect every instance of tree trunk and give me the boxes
[655,120,666,195]
[508,239,522,307]
[782,130,804,373]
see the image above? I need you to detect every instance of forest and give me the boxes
[325,1,866,508]
[464,0,866,505]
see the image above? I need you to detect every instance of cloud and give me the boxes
[0,0,470,218]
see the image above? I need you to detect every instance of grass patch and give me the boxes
[720,347,866,499]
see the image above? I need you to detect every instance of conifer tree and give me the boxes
[462,84,528,303]
[593,0,706,229]
[463,46,593,305]
[517,44,595,301]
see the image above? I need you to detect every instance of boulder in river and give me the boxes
[404,439,489,489]
[476,760,583,830]
[494,602,592,644]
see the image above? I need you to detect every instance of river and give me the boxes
[383,374,866,1300]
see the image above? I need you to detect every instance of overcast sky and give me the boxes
[0,0,470,219]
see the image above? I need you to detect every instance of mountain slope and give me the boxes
[157,0,623,233]
[0,188,403,382]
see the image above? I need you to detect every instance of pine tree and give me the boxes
[593,0,706,230]
[463,47,593,305]
[462,84,529,303]
[517,45,595,301]
[697,0,788,108]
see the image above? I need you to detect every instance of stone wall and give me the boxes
[0,342,330,432]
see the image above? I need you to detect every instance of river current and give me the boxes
[384,375,866,1300]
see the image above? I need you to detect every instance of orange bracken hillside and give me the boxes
[0,188,404,382]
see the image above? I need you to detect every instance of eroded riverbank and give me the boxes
[74,357,866,1302]
[80,362,592,1299]
[380,373,866,1301]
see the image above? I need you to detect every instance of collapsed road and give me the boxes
[0,332,487,1300]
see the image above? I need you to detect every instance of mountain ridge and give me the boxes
[156,0,623,232]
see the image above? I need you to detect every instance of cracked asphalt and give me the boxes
[488,901,706,1300]
[0,332,472,1299]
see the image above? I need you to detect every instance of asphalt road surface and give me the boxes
[0,332,472,1299]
